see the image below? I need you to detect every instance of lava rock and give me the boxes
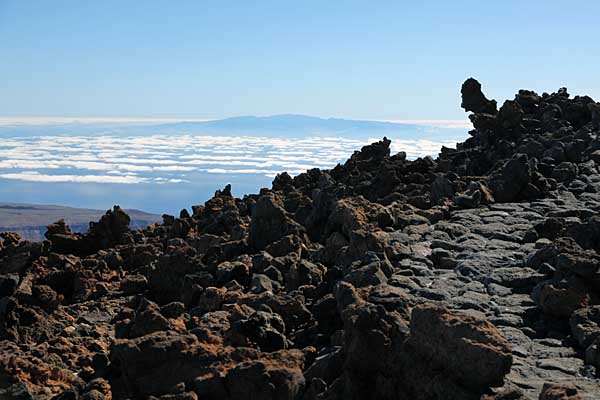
[404,304,513,391]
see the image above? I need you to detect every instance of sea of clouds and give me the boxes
[0,134,460,185]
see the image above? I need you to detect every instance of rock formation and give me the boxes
[1,79,600,399]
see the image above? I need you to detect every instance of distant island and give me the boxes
[0,114,467,140]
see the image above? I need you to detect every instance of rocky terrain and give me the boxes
[2,79,600,399]
[0,203,160,242]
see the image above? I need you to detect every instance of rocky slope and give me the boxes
[1,79,600,399]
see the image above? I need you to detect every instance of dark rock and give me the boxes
[536,278,591,319]
[120,274,148,294]
[570,306,600,348]
[225,350,305,400]
[88,205,131,249]
[461,78,498,114]
[0,273,19,297]
[127,299,172,338]
[233,310,288,352]
[110,332,219,397]
[285,260,325,291]
[249,193,303,250]
[497,99,524,130]
[489,154,532,202]
[250,274,276,294]
[552,162,579,183]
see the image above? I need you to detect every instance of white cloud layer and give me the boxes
[0,134,458,184]
[0,171,147,184]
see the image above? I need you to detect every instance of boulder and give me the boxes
[232,310,288,352]
[120,274,148,294]
[552,162,579,183]
[405,304,513,391]
[570,306,600,348]
[537,280,590,319]
[110,332,219,397]
[538,383,582,400]
[225,350,305,400]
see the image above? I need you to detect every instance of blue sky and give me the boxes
[0,0,599,120]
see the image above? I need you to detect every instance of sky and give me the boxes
[1,0,599,121]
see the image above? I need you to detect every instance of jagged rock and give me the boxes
[348,137,391,162]
[88,205,131,249]
[249,193,303,250]
[197,286,228,313]
[497,100,524,130]
[45,219,83,255]
[148,244,200,304]
[461,77,498,114]
[343,262,388,288]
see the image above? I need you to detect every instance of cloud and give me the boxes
[0,134,456,182]
[0,171,148,184]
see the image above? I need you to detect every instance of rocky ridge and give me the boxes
[1,79,600,399]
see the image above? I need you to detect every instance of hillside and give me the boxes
[1,79,600,399]
[0,203,161,241]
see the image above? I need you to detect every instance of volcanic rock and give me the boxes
[3,78,600,399]
[249,193,303,250]
[404,304,513,392]
[489,154,532,202]
[461,77,498,114]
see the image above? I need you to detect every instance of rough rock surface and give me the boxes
[2,79,600,399]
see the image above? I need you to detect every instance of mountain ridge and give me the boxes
[0,114,464,138]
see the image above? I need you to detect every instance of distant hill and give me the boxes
[151,114,421,137]
[0,203,161,242]
[0,114,466,140]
